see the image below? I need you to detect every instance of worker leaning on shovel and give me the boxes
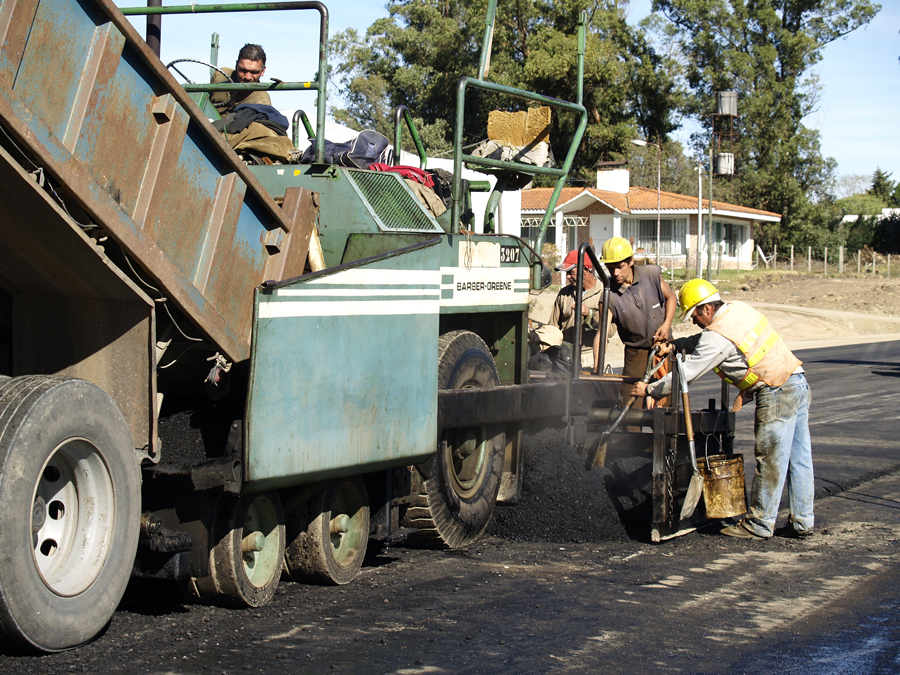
[631,279,815,540]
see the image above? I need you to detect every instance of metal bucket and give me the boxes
[697,454,747,519]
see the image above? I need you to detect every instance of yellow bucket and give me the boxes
[697,454,747,519]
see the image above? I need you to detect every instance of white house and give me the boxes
[519,167,781,271]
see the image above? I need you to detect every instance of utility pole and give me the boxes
[706,144,713,281]
[631,138,662,266]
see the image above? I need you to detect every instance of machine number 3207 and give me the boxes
[500,245,521,264]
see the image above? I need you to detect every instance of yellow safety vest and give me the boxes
[707,301,801,391]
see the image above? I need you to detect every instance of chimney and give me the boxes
[594,160,630,193]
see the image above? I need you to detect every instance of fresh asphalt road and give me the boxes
[0,341,897,674]
[684,339,900,496]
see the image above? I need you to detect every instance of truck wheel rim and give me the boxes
[445,427,487,498]
[241,495,281,588]
[329,482,364,570]
[32,439,115,597]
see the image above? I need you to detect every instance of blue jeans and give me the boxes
[743,373,814,537]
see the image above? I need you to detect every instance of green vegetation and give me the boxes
[326,1,893,252]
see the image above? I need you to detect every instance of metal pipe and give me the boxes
[146,0,162,57]
[291,110,314,149]
[696,164,703,277]
[477,0,498,80]
[586,409,656,427]
[392,105,427,168]
[571,243,609,381]
[123,1,330,163]
[451,75,587,237]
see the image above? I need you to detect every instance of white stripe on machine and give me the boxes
[259,298,440,318]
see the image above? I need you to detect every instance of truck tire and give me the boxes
[406,330,505,548]
[0,375,140,652]
[284,476,369,585]
[186,491,285,608]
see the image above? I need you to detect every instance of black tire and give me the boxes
[0,375,141,652]
[190,491,285,608]
[406,331,505,548]
[284,476,370,585]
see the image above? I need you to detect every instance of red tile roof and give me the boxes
[522,186,780,219]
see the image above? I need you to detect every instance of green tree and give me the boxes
[868,167,896,204]
[874,213,900,253]
[837,192,885,217]
[329,1,683,183]
[653,0,880,249]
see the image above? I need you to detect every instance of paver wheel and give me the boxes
[284,476,370,585]
[0,376,141,652]
[405,331,505,548]
[185,491,285,608]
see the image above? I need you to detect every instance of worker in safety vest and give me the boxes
[631,279,815,540]
[592,237,677,407]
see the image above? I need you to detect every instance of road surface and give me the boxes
[2,341,898,674]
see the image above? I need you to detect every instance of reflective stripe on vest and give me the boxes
[709,302,800,391]
[714,364,759,390]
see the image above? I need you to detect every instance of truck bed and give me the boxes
[0,0,314,364]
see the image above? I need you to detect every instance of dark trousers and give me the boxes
[622,346,651,410]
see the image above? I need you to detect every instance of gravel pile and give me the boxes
[486,428,648,544]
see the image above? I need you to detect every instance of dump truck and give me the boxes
[0,0,734,653]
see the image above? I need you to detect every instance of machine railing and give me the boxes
[451,3,588,290]
[120,1,331,161]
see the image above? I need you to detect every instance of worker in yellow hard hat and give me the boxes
[592,236,677,410]
[632,278,815,541]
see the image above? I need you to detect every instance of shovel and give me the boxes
[584,345,662,471]
[677,353,704,520]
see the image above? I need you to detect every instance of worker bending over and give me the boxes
[632,279,815,539]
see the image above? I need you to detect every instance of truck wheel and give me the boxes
[406,330,505,549]
[284,477,369,585]
[192,491,285,608]
[0,376,140,652]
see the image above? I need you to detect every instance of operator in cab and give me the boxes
[209,43,293,164]
[210,43,271,113]
[592,237,677,407]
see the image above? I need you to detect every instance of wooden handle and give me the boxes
[681,391,694,440]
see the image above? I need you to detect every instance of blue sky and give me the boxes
[120,0,899,186]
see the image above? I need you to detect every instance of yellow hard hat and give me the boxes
[678,278,721,319]
[600,237,634,264]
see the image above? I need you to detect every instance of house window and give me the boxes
[621,218,687,255]
[712,221,742,257]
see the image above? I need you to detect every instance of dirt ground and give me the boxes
[530,271,900,367]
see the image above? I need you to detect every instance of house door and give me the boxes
[589,214,613,252]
